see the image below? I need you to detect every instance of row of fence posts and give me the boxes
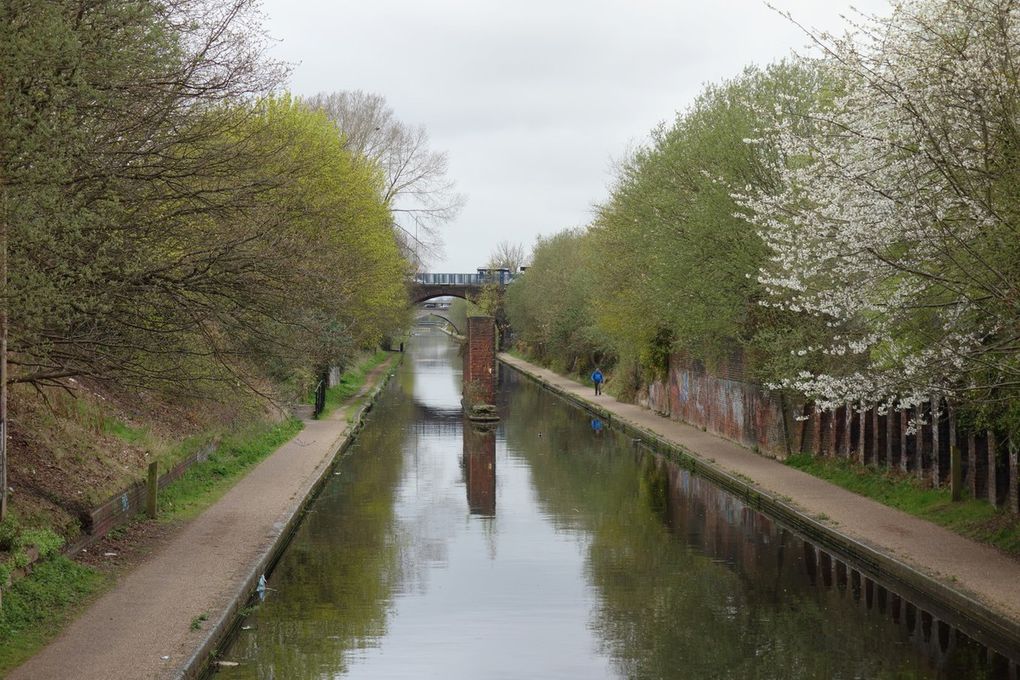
[799,401,1019,513]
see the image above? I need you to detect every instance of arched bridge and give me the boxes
[411,269,515,304]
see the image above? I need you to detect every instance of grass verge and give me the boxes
[157,417,304,522]
[786,453,1020,556]
[317,351,390,418]
[0,557,106,674]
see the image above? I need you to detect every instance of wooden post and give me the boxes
[987,431,999,507]
[916,403,927,482]
[886,407,895,469]
[146,461,158,519]
[949,405,961,501]
[931,399,941,489]
[811,407,822,457]
[967,432,979,499]
[871,409,880,466]
[1008,436,1019,515]
[843,405,853,458]
[857,408,867,464]
[900,408,910,473]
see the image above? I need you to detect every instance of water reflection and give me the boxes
[214,330,1019,680]
[463,422,496,517]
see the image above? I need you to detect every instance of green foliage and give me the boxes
[315,351,391,418]
[507,63,821,390]
[0,557,104,674]
[505,229,612,374]
[0,2,407,406]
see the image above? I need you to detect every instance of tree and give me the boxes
[588,62,822,380]
[738,0,1020,432]
[487,240,527,273]
[303,91,465,267]
[0,0,284,518]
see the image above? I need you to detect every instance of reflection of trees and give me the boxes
[220,368,416,679]
[504,381,959,679]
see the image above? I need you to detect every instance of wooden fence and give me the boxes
[799,402,1018,513]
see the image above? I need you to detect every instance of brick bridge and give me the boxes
[410,269,514,304]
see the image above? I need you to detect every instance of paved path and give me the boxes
[10,359,396,680]
[499,353,1020,627]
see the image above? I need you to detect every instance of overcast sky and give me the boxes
[260,0,892,271]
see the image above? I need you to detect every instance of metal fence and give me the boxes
[414,269,515,286]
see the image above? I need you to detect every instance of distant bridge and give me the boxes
[411,268,515,304]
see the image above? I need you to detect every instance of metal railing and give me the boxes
[414,268,515,286]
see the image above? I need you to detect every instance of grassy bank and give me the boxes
[157,417,305,521]
[786,453,1020,556]
[0,352,393,674]
[0,557,105,673]
[317,350,390,418]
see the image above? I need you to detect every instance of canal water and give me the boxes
[216,329,1016,679]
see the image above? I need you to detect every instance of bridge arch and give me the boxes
[415,311,462,335]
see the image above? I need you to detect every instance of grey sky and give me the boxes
[260,0,892,271]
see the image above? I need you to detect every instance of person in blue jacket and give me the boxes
[591,367,604,395]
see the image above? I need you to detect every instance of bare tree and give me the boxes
[487,240,527,273]
[303,91,465,267]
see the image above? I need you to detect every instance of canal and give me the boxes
[216,329,1015,679]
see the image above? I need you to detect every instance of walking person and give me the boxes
[591,367,604,396]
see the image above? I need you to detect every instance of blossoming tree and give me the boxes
[739,0,1020,435]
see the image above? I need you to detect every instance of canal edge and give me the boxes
[499,356,1020,661]
[176,354,403,680]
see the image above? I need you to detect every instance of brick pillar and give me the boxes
[464,316,496,405]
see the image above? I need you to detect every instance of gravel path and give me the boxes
[9,359,396,680]
[499,353,1020,627]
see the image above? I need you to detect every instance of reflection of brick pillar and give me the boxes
[464,316,496,405]
[464,424,496,516]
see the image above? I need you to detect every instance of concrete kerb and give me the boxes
[176,356,401,680]
[499,357,1020,660]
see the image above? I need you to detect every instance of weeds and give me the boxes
[0,557,105,674]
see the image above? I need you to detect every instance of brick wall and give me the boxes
[639,352,790,457]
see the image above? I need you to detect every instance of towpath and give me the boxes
[9,358,397,680]
[499,353,1020,635]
